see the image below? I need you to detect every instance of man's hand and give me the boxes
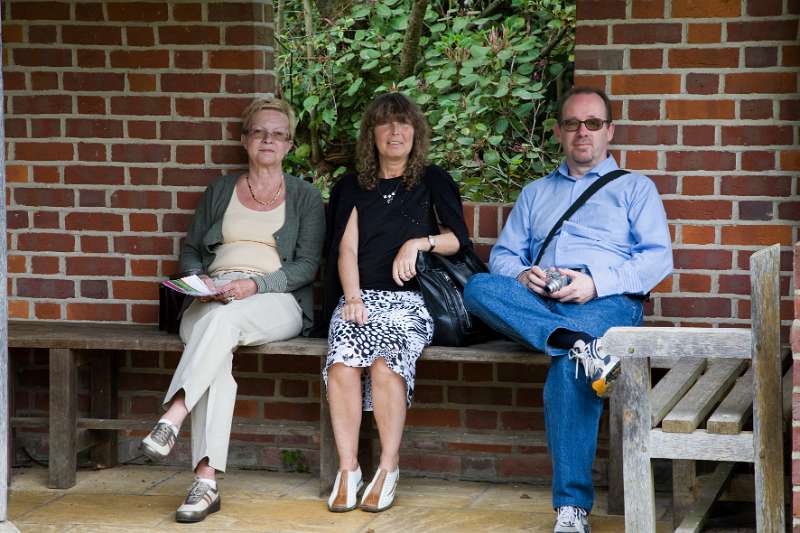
[517,265,549,296]
[550,268,597,304]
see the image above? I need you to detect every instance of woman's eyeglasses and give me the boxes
[245,129,292,142]
[559,118,610,132]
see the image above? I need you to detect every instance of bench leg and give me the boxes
[620,358,657,532]
[90,351,118,468]
[607,391,624,515]
[49,348,77,488]
[319,372,336,497]
[672,459,696,528]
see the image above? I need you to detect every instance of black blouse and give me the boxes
[320,165,470,328]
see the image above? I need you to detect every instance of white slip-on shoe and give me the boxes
[327,466,363,512]
[359,468,399,512]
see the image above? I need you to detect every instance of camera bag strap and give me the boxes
[533,169,629,265]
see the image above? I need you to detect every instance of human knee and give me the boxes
[328,363,361,386]
[370,358,401,384]
[464,273,497,309]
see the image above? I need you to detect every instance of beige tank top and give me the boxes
[208,190,285,276]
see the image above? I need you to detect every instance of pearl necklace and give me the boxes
[246,174,283,208]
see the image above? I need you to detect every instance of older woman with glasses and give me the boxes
[323,93,470,513]
[140,97,325,523]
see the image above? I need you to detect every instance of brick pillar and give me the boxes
[574,0,798,336]
[2,0,275,323]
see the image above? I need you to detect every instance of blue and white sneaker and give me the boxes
[554,505,591,533]
[568,338,620,398]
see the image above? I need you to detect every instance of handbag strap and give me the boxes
[533,169,629,266]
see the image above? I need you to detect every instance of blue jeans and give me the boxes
[463,273,643,511]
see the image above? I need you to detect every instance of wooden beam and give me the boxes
[674,462,735,533]
[620,358,658,532]
[706,365,754,434]
[661,358,747,433]
[650,357,705,428]
[603,327,752,360]
[49,348,77,488]
[648,429,753,462]
[749,244,785,532]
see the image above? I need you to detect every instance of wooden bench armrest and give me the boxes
[603,327,752,360]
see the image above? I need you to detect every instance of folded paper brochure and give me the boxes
[162,274,217,297]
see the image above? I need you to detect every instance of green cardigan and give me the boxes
[179,172,325,336]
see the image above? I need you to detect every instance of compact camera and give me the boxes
[543,268,570,294]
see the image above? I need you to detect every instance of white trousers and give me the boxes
[164,273,303,471]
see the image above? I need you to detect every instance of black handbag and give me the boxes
[158,283,189,334]
[415,247,497,346]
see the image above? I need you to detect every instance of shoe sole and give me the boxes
[592,361,621,398]
[140,441,169,462]
[176,496,221,523]
[359,497,395,513]
[327,480,363,513]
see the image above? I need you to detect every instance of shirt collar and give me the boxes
[557,154,619,181]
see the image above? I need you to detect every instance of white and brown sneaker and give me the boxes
[175,478,220,523]
[141,420,178,461]
[327,466,363,512]
[359,468,398,512]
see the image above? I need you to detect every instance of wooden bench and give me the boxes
[603,244,787,532]
[8,320,554,493]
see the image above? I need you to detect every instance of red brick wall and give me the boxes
[3,0,274,322]
[575,0,799,525]
[4,0,799,487]
[575,0,798,339]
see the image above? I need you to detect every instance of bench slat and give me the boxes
[11,417,318,437]
[649,429,754,462]
[8,320,552,364]
[650,357,706,428]
[706,365,754,435]
[661,358,747,433]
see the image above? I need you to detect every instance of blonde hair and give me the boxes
[241,96,297,139]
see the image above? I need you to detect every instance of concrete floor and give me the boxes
[6,465,675,532]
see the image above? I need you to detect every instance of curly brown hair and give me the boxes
[356,92,430,191]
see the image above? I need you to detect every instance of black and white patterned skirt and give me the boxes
[324,289,434,410]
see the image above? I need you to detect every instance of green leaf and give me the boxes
[495,117,509,133]
[429,23,446,33]
[497,49,514,61]
[362,59,379,70]
[457,136,474,145]
[453,17,470,33]
[302,95,319,112]
[511,88,534,100]
[376,3,392,18]
[433,79,452,90]
[294,143,311,159]
[488,135,503,145]
[494,77,509,98]
[352,6,370,18]
[346,78,363,96]
[359,48,381,60]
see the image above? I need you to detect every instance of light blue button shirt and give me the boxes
[489,155,673,297]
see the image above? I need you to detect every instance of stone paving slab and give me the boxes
[6,465,674,532]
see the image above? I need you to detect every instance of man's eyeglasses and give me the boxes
[559,118,610,132]
[245,129,292,143]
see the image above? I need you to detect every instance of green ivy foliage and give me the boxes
[278,0,575,201]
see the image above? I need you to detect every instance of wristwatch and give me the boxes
[427,235,437,252]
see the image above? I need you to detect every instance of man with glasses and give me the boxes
[464,86,672,533]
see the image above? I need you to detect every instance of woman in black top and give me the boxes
[324,93,470,513]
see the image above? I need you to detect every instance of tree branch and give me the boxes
[399,0,429,80]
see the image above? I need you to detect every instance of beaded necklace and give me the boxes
[246,174,283,208]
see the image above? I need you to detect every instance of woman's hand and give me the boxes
[196,275,219,303]
[392,237,427,286]
[341,297,368,325]
[215,278,258,304]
